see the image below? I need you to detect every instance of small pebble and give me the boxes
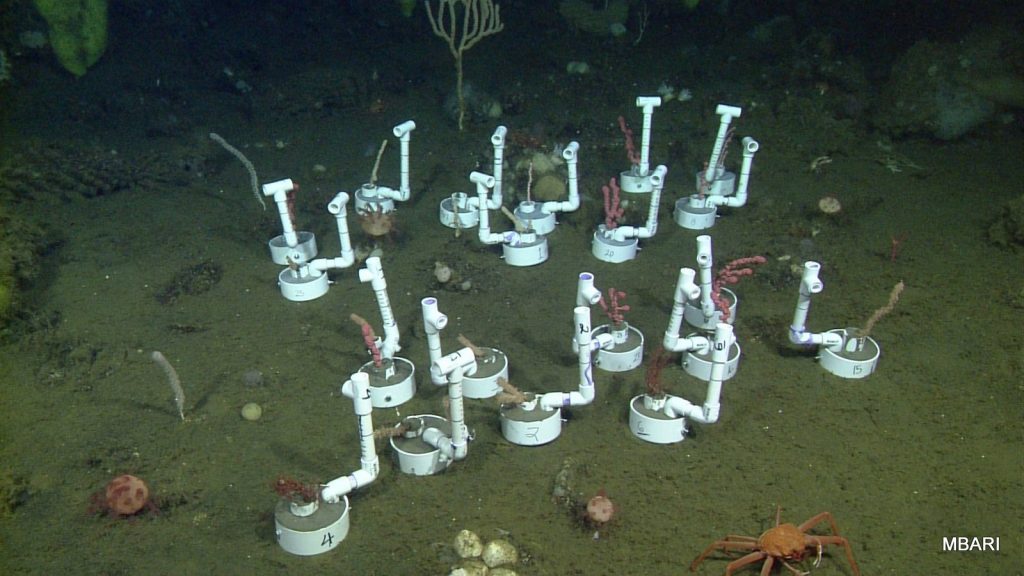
[242,369,265,388]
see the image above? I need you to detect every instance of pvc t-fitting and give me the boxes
[742,136,759,154]
[800,261,824,295]
[421,297,448,332]
[576,272,602,306]
[715,104,742,123]
[636,95,662,112]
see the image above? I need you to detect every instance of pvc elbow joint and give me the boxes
[650,165,667,186]
[701,404,721,424]
[789,326,814,346]
[392,120,416,137]
[562,141,579,161]
[491,125,507,146]
[662,332,680,351]
[327,192,350,215]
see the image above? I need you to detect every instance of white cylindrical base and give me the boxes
[274,497,349,556]
[361,357,416,408]
[278,266,330,302]
[673,199,717,230]
[695,169,736,197]
[503,236,548,266]
[682,334,741,381]
[461,347,508,399]
[353,184,396,213]
[592,324,644,372]
[819,328,880,379]
[628,395,686,444]
[684,288,737,330]
[515,201,556,236]
[500,400,562,446]
[592,227,638,263]
[269,231,317,265]
[439,193,478,230]
[391,414,453,476]
[620,169,654,193]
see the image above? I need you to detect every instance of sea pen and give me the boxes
[209,132,267,210]
[151,351,185,421]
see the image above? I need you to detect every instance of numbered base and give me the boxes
[620,169,654,193]
[353,184,396,213]
[503,236,549,266]
[278,266,330,302]
[684,288,737,330]
[695,169,736,197]
[674,199,717,230]
[592,227,638,263]
[269,231,318,266]
[391,414,454,476]
[592,324,644,372]
[275,497,349,556]
[439,193,478,230]
[628,395,687,444]
[462,347,509,399]
[819,328,880,379]
[500,399,562,446]
[682,334,741,381]
[360,357,416,408]
[515,201,556,236]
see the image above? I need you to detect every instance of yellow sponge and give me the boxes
[32,0,108,76]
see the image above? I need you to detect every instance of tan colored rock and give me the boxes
[453,529,483,559]
[481,538,517,568]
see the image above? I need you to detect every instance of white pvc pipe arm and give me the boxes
[421,297,449,385]
[304,191,357,273]
[609,165,667,241]
[709,137,759,209]
[327,192,355,264]
[422,347,477,462]
[472,171,504,245]
[788,261,844,349]
[663,323,734,425]
[636,96,662,176]
[263,178,299,247]
[464,127,507,213]
[541,141,581,215]
[320,372,379,503]
[358,257,401,358]
[539,306,612,410]
[490,125,507,205]
[375,120,415,202]
[662,268,707,353]
[473,170,528,246]
[704,104,742,182]
[694,234,717,318]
